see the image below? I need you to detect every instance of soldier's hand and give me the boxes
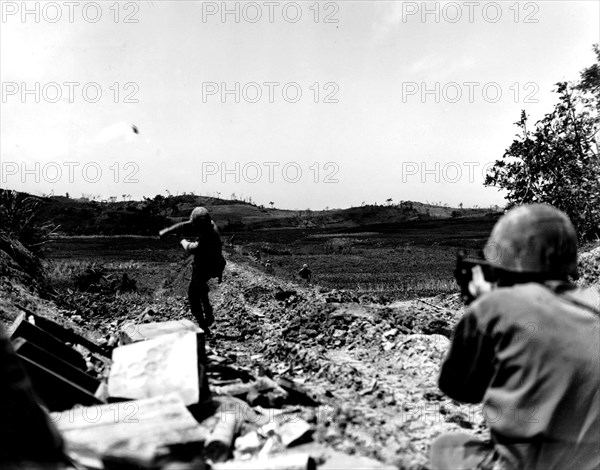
[468,265,492,299]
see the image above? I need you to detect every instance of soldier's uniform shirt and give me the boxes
[181,221,223,281]
[439,282,600,470]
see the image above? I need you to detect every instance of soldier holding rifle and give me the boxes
[431,204,599,470]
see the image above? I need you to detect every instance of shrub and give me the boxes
[0,190,56,253]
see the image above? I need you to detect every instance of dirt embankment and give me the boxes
[0,232,68,328]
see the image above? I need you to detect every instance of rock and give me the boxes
[234,431,262,454]
[276,377,319,407]
[382,328,397,338]
[278,419,313,447]
[213,376,287,407]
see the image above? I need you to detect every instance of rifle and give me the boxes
[159,221,199,240]
[454,250,498,305]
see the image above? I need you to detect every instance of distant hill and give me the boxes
[4,191,500,236]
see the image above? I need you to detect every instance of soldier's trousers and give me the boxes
[188,276,214,333]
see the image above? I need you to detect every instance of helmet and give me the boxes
[190,207,211,226]
[302,264,308,268]
[483,204,577,277]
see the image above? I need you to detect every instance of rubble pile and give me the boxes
[7,311,398,469]
[217,286,456,355]
[58,291,190,339]
[200,263,486,466]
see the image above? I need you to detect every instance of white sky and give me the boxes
[1,1,599,209]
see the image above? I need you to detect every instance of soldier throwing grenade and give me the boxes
[160,207,225,336]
